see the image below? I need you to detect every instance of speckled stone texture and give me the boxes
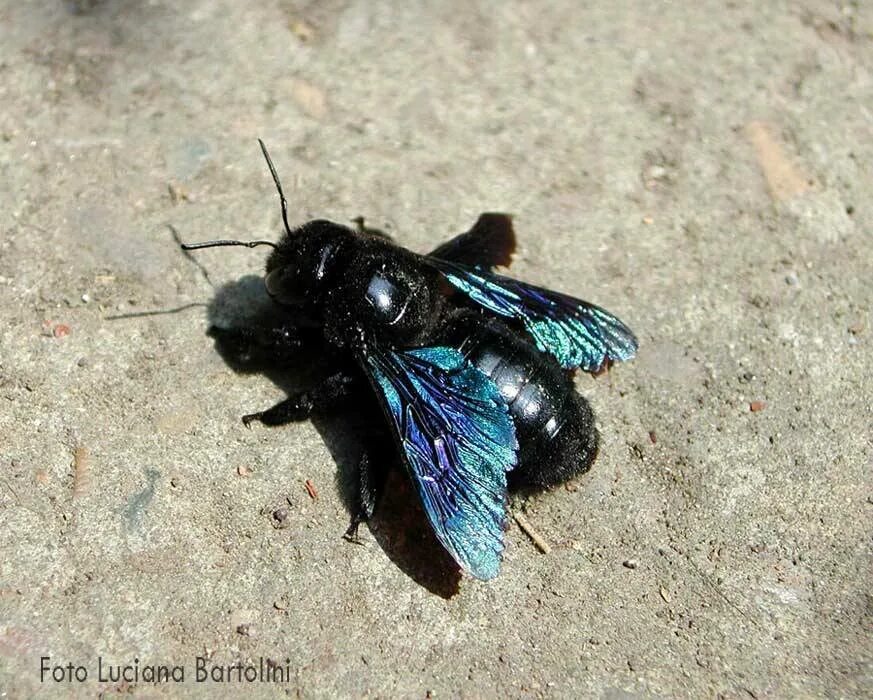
[1,1,871,697]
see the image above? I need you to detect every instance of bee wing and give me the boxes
[430,260,638,372]
[360,345,518,580]
[427,213,516,270]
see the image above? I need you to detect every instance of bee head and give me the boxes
[180,141,355,320]
[264,219,353,313]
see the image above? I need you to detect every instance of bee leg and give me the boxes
[343,451,388,543]
[208,323,308,365]
[242,371,357,427]
[351,215,392,240]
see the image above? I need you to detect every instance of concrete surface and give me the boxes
[1,1,871,697]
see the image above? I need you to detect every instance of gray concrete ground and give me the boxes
[1,1,871,697]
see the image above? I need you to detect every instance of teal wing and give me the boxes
[361,345,517,580]
[430,259,638,372]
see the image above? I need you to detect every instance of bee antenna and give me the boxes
[180,239,278,251]
[258,138,293,237]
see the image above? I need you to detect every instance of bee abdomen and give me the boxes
[449,316,599,490]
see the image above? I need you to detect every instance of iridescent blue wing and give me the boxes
[429,259,638,372]
[361,345,518,580]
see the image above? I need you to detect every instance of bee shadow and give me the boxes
[206,276,461,598]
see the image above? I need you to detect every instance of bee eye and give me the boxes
[264,267,284,297]
[265,266,304,305]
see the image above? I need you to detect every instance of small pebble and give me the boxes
[623,559,638,569]
[271,507,290,528]
[290,18,316,41]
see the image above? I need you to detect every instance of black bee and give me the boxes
[182,141,637,580]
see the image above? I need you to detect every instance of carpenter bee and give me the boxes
[182,141,638,580]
